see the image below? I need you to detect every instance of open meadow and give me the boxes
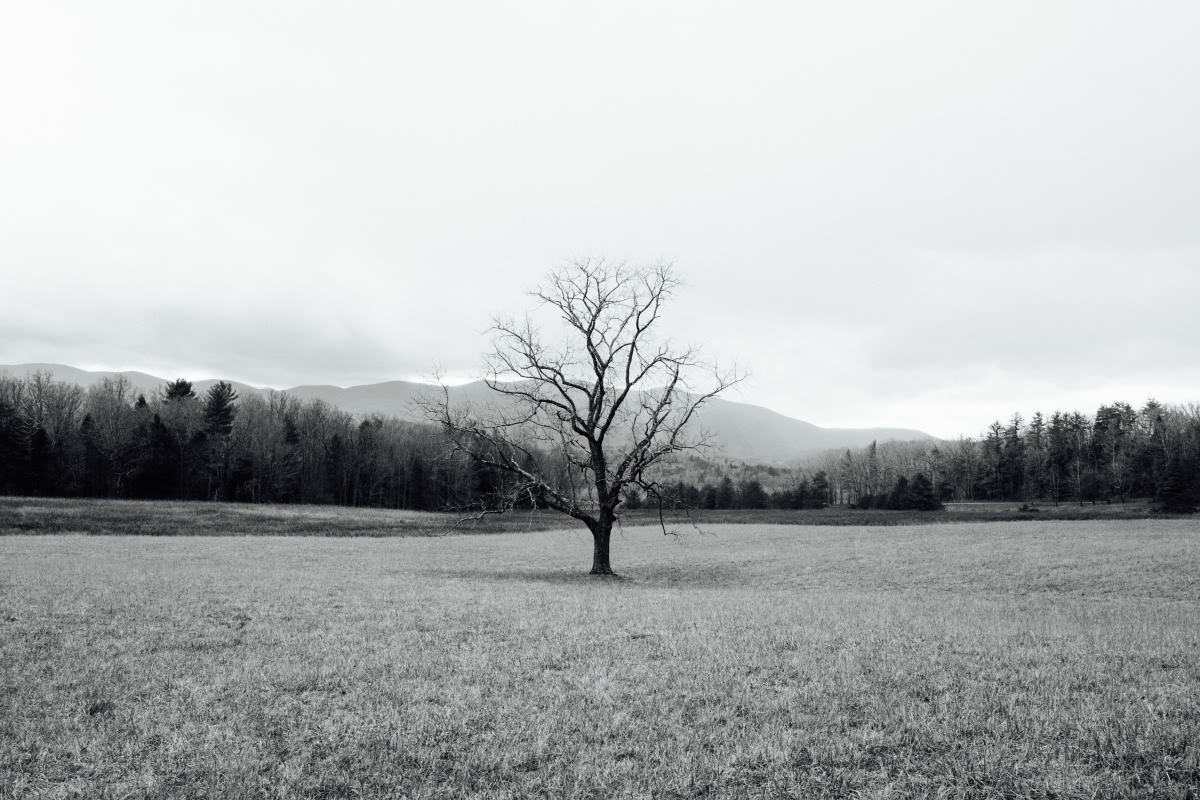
[0,496,1175,538]
[2,504,1199,798]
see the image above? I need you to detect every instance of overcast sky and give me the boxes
[2,2,1197,439]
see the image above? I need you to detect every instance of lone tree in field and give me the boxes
[421,259,740,575]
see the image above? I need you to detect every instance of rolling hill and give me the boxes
[1,363,931,462]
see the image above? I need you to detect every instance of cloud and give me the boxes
[2,1,1198,438]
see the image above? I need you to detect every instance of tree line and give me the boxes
[624,471,832,511]
[3,372,1197,514]
[623,463,942,512]
[802,402,1200,512]
[0,371,525,509]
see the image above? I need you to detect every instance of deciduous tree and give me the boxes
[421,259,740,575]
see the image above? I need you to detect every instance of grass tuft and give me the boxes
[84,699,115,717]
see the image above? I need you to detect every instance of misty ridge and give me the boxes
[2,363,1198,514]
[1,363,927,461]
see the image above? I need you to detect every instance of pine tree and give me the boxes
[716,476,736,509]
[790,478,811,510]
[408,452,428,510]
[671,480,689,509]
[1158,452,1199,513]
[130,414,176,499]
[1046,411,1070,504]
[279,414,302,502]
[737,478,769,509]
[885,475,909,509]
[1002,413,1025,499]
[1024,412,1048,500]
[840,449,856,503]
[27,426,52,496]
[79,413,105,496]
[202,382,239,499]
[984,421,1004,500]
[808,471,830,508]
[904,473,943,510]
[203,382,239,435]
[0,399,21,494]
[162,379,196,402]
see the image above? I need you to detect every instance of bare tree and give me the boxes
[420,258,741,575]
[84,376,147,494]
[160,382,202,498]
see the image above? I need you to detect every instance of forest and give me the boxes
[804,403,1200,512]
[0,372,477,510]
[1,371,1197,513]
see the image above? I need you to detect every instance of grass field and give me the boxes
[0,496,1177,538]
[2,504,1199,798]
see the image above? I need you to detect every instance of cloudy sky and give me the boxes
[2,2,1197,439]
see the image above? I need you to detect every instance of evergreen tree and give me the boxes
[162,379,196,402]
[792,478,811,509]
[839,449,856,503]
[671,480,689,509]
[408,452,429,510]
[866,440,880,496]
[203,382,239,435]
[808,471,830,508]
[715,476,736,509]
[1157,452,1199,513]
[79,413,105,496]
[903,473,943,510]
[885,475,909,510]
[737,478,769,509]
[129,414,176,499]
[1002,413,1025,499]
[0,399,22,494]
[201,382,239,500]
[27,426,52,496]
[983,421,1004,499]
[1024,412,1048,501]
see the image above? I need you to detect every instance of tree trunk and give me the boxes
[589,519,614,575]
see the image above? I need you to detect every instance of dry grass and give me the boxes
[2,511,1199,798]
[0,498,568,537]
[1,497,1178,539]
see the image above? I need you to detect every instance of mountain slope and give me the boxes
[1,364,264,404]
[1,364,931,461]
[692,396,929,462]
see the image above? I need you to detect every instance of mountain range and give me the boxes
[1,363,932,462]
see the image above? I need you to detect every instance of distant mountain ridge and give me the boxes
[1,363,932,462]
